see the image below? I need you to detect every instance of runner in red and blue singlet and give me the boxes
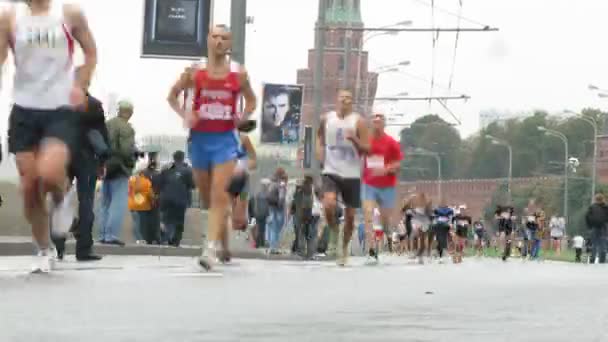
[168,24,257,271]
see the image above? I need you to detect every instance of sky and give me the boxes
[0,0,607,179]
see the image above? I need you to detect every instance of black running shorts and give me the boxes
[8,105,78,156]
[321,174,361,209]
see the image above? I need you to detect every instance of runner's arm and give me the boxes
[66,5,97,90]
[239,67,257,118]
[348,118,370,154]
[167,68,193,118]
[316,116,327,162]
[0,10,11,68]
[241,134,257,170]
[386,139,403,174]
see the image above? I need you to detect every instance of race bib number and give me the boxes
[373,224,383,232]
[500,212,511,219]
[457,220,468,227]
[527,216,536,223]
[198,103,233,120]
[367,155,384,169]
[437,216,449,223]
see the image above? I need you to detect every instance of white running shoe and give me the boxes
[337,246,349,267]
[31,249,55,273]
[198,245,219,271]
[49,189,76,238]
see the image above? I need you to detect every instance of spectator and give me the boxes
[572,235,584,263]
[292,175,315,258]
[549,216,565,255]
[128,168,156,244]
[158,150,194,247]
[252,179,271,248]
[142,154,162,244]
[52,84,108,261]
[100,100,136,246]
[267,168,288,254]
[585,193,608,264]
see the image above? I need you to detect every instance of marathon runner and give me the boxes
[1,0,96,273]
[404,192,432,264]
[317,89,369,266]
[495,204,515,261]
[433,204,454,263]
[167,24,257,270]
[473,219,486,256]
[362,112,402,263]
[452,205,472,263]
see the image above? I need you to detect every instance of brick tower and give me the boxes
[297,0,378,126]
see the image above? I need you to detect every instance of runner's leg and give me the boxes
[16,153,49,250]
[362,199,376,257]
[209,160,236,260]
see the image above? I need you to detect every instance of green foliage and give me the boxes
[400,109,608,181]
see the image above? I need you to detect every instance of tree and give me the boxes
[400,114,463,180]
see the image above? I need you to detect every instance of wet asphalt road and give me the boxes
[0,255,607,342]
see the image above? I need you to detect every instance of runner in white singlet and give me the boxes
[0,0,97,273]
[316,89,370,266]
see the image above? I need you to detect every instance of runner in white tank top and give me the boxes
[0,0,97,273]
[317,89,370,266]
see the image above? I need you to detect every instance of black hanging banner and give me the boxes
[141,0,212,60]
[303,126,313,169]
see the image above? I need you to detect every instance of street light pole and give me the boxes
[311,0,327,176]
[486,135,512,203]
[538,127,569,228]
[567,111,598,203]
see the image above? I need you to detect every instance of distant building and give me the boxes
[479,110,529,129]
[297,0,378,126]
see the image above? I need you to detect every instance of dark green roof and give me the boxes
[325,0,362,24]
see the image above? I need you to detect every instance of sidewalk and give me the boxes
[0,235,309,261]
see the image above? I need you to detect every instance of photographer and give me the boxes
[53,85,109,261]
[100,100,136,246]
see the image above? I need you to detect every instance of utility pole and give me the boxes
[230,0,247,114]
[229,0,247,64]
[311,0,326,175]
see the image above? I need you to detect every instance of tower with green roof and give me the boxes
[297,0,378,125]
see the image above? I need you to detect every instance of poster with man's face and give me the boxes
[260,83,303,145]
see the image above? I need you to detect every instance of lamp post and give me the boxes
[485,135,512,203]
[538,126,569,226]
[409,148,442,203]
[565,110,597,203]
[353,20,413,110]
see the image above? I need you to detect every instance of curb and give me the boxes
[0,241,327,262]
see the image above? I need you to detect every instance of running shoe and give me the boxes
[365,248,379,265]
[31,249,55,273]
[198,246,219,271]
[337,245,349,267]
[49,191,76,238]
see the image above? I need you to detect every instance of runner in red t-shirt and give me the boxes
[362,113,403,263]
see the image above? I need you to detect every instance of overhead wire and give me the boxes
[409,0,489,28]
[429,0,437,110]
[447,0,463,104]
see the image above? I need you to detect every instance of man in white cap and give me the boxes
[100,99,136,246]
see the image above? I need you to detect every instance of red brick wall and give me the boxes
[394,177,559,220]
